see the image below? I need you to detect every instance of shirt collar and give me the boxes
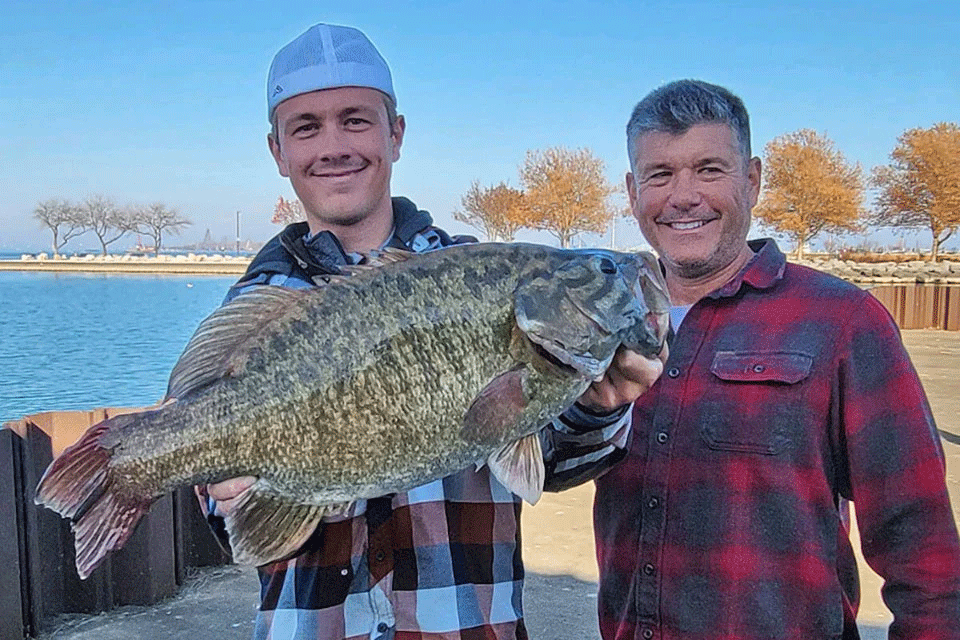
[707,238,786,299]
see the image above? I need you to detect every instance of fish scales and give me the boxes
[35,242,671,577]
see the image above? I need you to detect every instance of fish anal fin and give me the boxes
[224,481,340,566]
[487,433,545,506]
[461,368,529,446]
[166,286,311,400]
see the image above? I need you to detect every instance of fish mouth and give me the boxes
[526,334,608,380]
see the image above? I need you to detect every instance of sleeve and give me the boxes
[839,294,960,638]
[540,402,632,492]
[194,485,234,558]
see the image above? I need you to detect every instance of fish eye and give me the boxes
[598,257,618,275]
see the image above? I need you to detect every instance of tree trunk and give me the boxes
[795,234,806,260]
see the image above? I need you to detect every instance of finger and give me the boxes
[206,476,257,501]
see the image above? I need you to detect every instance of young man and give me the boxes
[592,79,960,639]
[203,23,665,640]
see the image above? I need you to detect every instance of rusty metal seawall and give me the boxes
[1,411,230,639]
[868,285,960,331]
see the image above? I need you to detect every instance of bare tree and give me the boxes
[33,199,84,256]
[132,203,192,254]
[77,195,136,255]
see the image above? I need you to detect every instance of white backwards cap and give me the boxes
[267,23,395,122]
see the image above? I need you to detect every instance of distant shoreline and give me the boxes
[0,255,251,275]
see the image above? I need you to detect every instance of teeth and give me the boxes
[670,221,705,230]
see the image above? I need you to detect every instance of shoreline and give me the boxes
[0,256,251,275]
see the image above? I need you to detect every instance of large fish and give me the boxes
[36,242,669,578]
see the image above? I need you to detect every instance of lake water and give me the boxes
[0,271,235,423]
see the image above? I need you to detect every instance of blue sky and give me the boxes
[2,0,958,253]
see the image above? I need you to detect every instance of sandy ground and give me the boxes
[36,329,960,640]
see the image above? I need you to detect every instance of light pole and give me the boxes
[235,210,241,256]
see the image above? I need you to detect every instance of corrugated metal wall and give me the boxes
[868,285,960,331]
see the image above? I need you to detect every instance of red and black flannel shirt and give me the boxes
[594,238,960,640]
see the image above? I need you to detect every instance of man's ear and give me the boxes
[625,171,638,217]
[391,115,406,163]
[268,133,289,178]
[747,156,761,207]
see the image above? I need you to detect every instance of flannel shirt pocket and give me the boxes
[700,351,814,455]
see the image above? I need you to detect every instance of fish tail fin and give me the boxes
[35,413,153,579]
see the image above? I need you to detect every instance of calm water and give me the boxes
[0,271,235,422]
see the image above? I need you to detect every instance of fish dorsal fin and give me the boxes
[224,479,349,566]
[339,247,417,276]
[166,286,311,400]
[487,433,545,505]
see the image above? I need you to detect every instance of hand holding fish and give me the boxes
[206,476,257,515]
[577,342,669,412]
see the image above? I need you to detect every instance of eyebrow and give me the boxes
[641,156,732,175]
[282,105,379,130]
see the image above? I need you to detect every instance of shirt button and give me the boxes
[377,622,389,633]
[643,563,656,576]
[656,432,669,444]
[374,549,385,562]
[642,629,654,639]
[647,497,660,509]
[753,364,766,373]
[667,367,681,378]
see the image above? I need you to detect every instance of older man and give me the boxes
[591,79,960,639]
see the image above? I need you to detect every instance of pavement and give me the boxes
[36,329,960,640]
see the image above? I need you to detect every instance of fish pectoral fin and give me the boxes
[461,368,529,446]
[487,433,545,505]
[224,481,330,567]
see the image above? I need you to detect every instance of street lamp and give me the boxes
[235,210,241,256]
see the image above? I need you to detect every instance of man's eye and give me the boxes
[344,118,371,128]
[292,123,318,136]
[647,172,671,184]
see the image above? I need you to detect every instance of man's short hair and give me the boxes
[626,79,752,171]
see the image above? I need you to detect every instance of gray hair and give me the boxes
[626,79,752,172]
[270,93,400,147]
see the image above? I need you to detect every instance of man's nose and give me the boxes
[667,169,702,209]
[316,128,353,163]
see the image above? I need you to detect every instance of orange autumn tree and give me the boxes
[872,122,960,261]
[272,196,305,225]
[753,129,865,259]
[453,181,525,241]
[519,147,616,248]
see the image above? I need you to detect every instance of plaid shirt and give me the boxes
[594,239,960,640]
[254,407,627,640]
[248,375,629,640]
[213,208,632,640]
